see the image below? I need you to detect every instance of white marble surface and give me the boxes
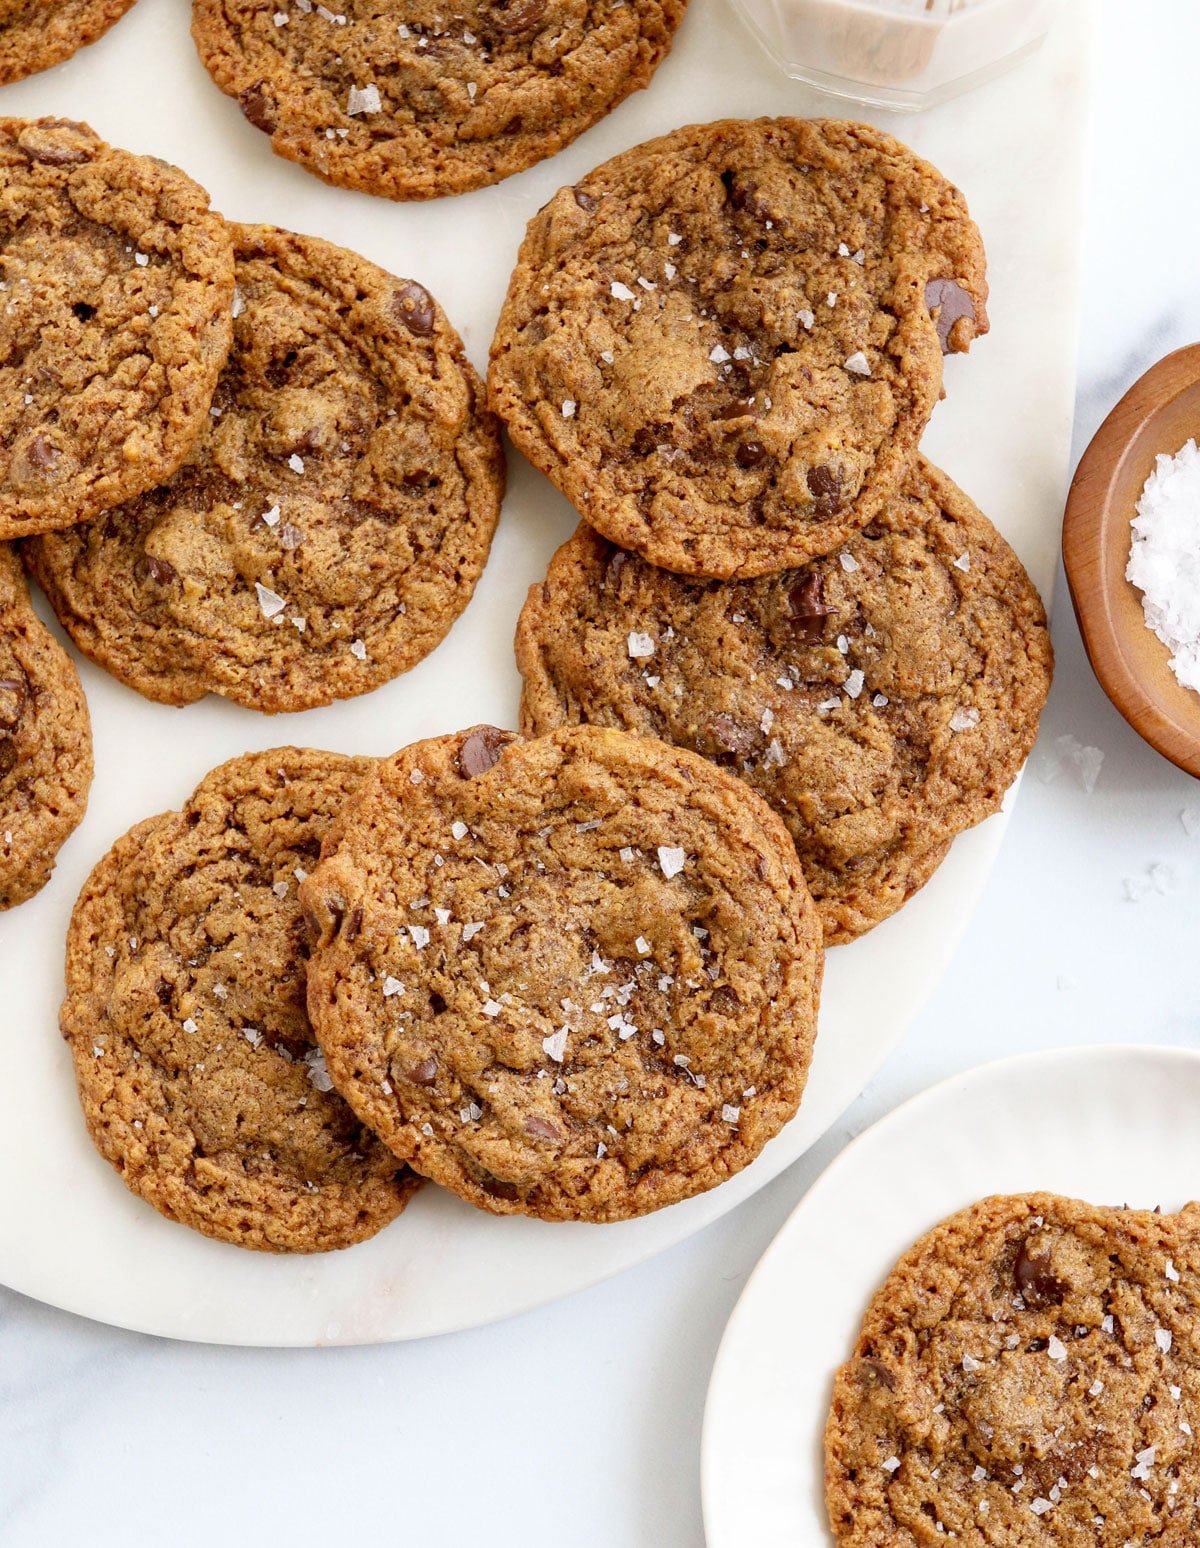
[3,1,1200,1542]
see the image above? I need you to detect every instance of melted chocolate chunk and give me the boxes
[787,573,834,640]
[574,188,598,214]
[1015,1238,1067,1308]
[239,84,278,134]
[393,281,435,337]
[806,463,844,515]
[924,279,976,354]
[0,676,26,730]
[708,714,755,758]
[604,549,627,590]
[0,737,16,780]
[456,726,515,778]
[27,434,58,472]
[408,1056,438,1086]
[144,555,176,585]
[17,122,91,165]
[523,1115,560,1141]
[491,0,546,33]
[736,440,767,469]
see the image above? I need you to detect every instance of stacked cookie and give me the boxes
[65,730,822,1245]
[495,117,1054,942]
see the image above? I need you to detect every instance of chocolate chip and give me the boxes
[787,573,834,640]
[0,739,16,780]
[392,281,435,337]
[719,167,767,218]
[924,279,975,354]
[523,1115,560,1142]
[344,905,363,943]
[708,714,755,757]
[806,463,844,515]
[736,440,767,469]
[239,84,277,134]
[456,726,514,778]
[1015,1239,1067,1308]
[408,1056,438,1086]
[144,555,176,585]
[479,1174,521,1201]
[573,188,598,214]
[710,984,742,1014]
[27,434,58,472]
[491,0,546,32]
[17,121,91,165]
[0,677,26,731]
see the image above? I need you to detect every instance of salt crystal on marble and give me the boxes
[1040,733,1104,793]
[1128,438,1200,692]
[1181,808,1200,837]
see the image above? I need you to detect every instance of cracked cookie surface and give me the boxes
[826,1193,1200,1546]
[0,543,91,909]
[0,0,137,84]
[63,747,419,1253]
[24,224,503,714]
[191,0,688,201]
[489,117,987,579]
[0,118,234,539]
[517,459,1051,943]
[301,723,822,1222]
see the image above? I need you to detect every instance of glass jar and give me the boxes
[727,0,1053,112]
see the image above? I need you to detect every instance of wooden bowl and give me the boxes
[1063,343,1200,780]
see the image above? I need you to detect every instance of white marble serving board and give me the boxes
[0,0,1089,1344]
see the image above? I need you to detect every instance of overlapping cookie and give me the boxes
[0,544,92,909]
[0,0,137,85]
[517,458,1051,942]
[25,224,504,714]
[192,0,689,201]
[490,117,987,578]
[826,1193,1200,1545]
[300,724,822,1222]
[62,748,419,1252]
[0,118,234,538]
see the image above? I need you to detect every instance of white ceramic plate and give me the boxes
[0,0,1089,1343]
[701,1044,1200,1547]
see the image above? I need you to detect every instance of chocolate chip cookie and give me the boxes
[516,458,1051,943]
[826,1193,1200,1546]
[24,224,504,714]
[62,748,419,1252]
[0,0,137,84]
[300,724,822,1222]
[489,117,987,579]
[0,544,91,909]
[191,0,689,202]
[0,118,234,541]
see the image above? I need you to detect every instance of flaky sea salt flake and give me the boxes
[346,83,382,115]
[657,845,685,879]
[255,581,286,618]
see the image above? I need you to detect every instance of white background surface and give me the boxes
[3,0,1200,1542]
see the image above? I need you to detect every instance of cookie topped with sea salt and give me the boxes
[62,748,420,1253]
[191,0,688,201]
[0,117,234,539]
[300,724,822,1222]
[826,1192,1200,1547]
[25,224,503,714]
[0,543,92,910]
[489,117,988,579]
[517,458,1052,943]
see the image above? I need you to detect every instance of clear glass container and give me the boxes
[727,0,1053,112]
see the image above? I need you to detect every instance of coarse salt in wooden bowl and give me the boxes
[1063,342,1200,780]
